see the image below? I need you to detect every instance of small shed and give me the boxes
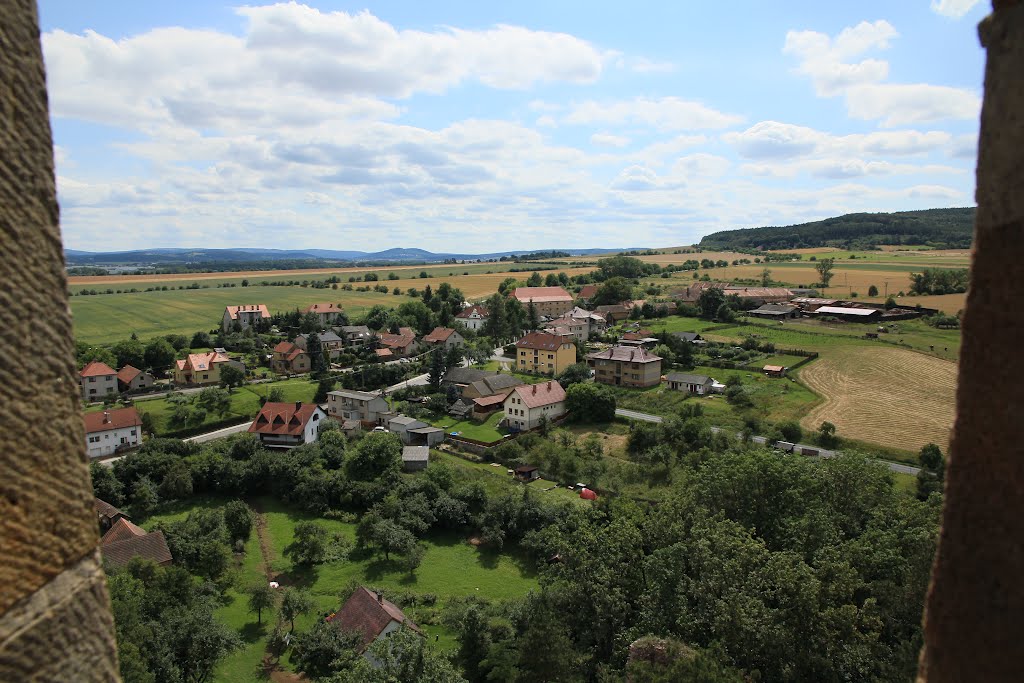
[408,426,445,447]
[402,445,430,471]
[665,372,713,395]
[763,365,786,377]
[514,465,540,481]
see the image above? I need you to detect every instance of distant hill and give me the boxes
[699,208,975,251]
[64,246,636,267]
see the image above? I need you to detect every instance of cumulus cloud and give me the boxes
[564,97,742,131]
[783,20,980,126]
[590,133,631,148]
[724,121,824,159]
[930,0,982,19]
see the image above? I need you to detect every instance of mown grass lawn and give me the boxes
[426,411,508,443]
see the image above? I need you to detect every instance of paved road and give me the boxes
[614,408,920,475]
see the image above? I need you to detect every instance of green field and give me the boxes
[427,411,508,443]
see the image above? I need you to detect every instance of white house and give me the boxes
[455,304,488,331]
[422,326,465,352]
[665,372,714,395]
[80,361,119,401]
[503,380,567,431]
[327,389,390,425]
[83,407,143,458]
[247,401,327,448]
[328,587,423,665]
[222,304,270,332]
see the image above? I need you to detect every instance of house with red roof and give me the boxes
[576,284,599,302]
[515,331,576,376]
[304,302,345,327]
[586,346,663,388]
[116,365,155,392]
[512,286,574,318]
[421,326,464,352]
[378,327,419,358]
[327,587,422,660]
[99,517,172,569]
[173,350,242,386]
[271,341,311,375]
[248,401,327,448]
[83,406,143,458]
[222,304,270,332]
[455,304,488,331]
[503,380,567,431]
[79,360,118,401]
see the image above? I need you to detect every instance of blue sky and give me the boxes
[39,0,987,253]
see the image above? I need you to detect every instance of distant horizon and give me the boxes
[42,1,984,252]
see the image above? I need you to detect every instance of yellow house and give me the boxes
[173,351,240,386]
[515,332,576,376]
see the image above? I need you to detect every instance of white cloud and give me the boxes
[950,133,978,159]
[590,133,631,148]
[930,0,983,19]
[783,20,980,125]
[724,121,824,159]
[627,57,676,74]
[564,97,742,131]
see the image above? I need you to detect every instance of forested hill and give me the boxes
[699,207,975,250]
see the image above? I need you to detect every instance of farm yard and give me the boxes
[799,347,957,452]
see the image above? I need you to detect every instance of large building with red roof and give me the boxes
[248,401,327,448]
[455,304,488,331]
[304,302,345,326]
[515,331,576,375]
[83,406,143,458]
[173,350,241,386]
[421,326,464,351]
[503,380,567,430]
[79,360,118,401]
[99,517,172,569]
[222,304,270,332]
[116,364,154,392]
[271,341,310,375]
[512,286,574,318]
[587,346,663,388]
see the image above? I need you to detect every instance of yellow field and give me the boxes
[862,293,967,314]
[799,347,957,452]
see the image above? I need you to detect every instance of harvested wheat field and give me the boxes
[799,347,957,452]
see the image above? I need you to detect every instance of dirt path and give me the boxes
[250,501,275,581]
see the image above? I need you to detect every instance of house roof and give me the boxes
[274,341,307,361]
[180,351,232,372]
[791,297,838,305]
[586,346,662,364]
[595,304,630,314]
[443,367,495,386]
[516,331,572,351]
[328,389,384,402]
[512,286,573,304]
[388,415,424,427]
[423,327,458,343]
[95,498,126,520]
[473,393,509,408]
[666,372,712,385]
[379,327,416,349]
[751,304,799,314]
[468,375,523,397]
[100,517,148,545]
[305,302,342,314]
[225,304,270,319]
[723,287,794,298]
[81,360,116,378]
[515,465,538,473]
[577,284,598,299]
[101,530,172,568]
[83,407,142,434]
[328,587,421,652]
[620,331,654,341]
[673,332,702,342]
[815,306,879,316]
[506,380,566,409]
[297,331,343,344]
[402,446,430,463]
[248,402,323,436]
[456,304,488,319]
[339,325,372,336]
[116,365,143,383]
[408,426,444,435]
[763,365,786,372]
[375,348,394,358]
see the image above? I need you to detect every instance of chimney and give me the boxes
[103,411,110,424]
[295,401,302,411]
[376,591,383,604]
[547,382,552,392]
[532,385,537,395]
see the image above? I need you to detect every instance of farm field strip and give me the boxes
[798,347,956,452]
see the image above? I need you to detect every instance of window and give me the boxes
[130,429,137,436]
[88,377,95,383]
[202,374,208,379]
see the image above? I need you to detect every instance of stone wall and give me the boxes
[0,0,121,680]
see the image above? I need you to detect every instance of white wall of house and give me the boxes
[457,315,486,331]
[363,619,403,668]
[304,410,325,442]
[503,396,566,430]
[85,425,140,458]
[81,374,118,401]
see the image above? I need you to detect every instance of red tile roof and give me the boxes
[506,380,566,409]
[512,286,573,304]
[723,287,793,298]
[225,304,270,319]
[100,517,147,545]
[577,284,598,299]
[101,530,173,568]
[379,327,416,349]
[83,407,142,434]
[423,327,457,343]
[328,587,421,652]
[304,302,342,314]
[117,365,142,383]
[375,348,394,359]
[180,351,232,372]
[516,331,572,351]
[81,360,116,377]
[456,304,488,319]
[249,402,322,436]
[586,346,663,364]
[94,498,125,520]
[274,341,307,361]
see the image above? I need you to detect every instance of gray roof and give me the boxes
[409,426,444,434]
[388,415,425,427]
[297,331,343,343]
[443,367,495,385]
[751,304,798,314]
[673,332,702,341]
[402,446,430,462]
[328,389,385,402]
[666,372,712,385]
[468,374,524,396]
